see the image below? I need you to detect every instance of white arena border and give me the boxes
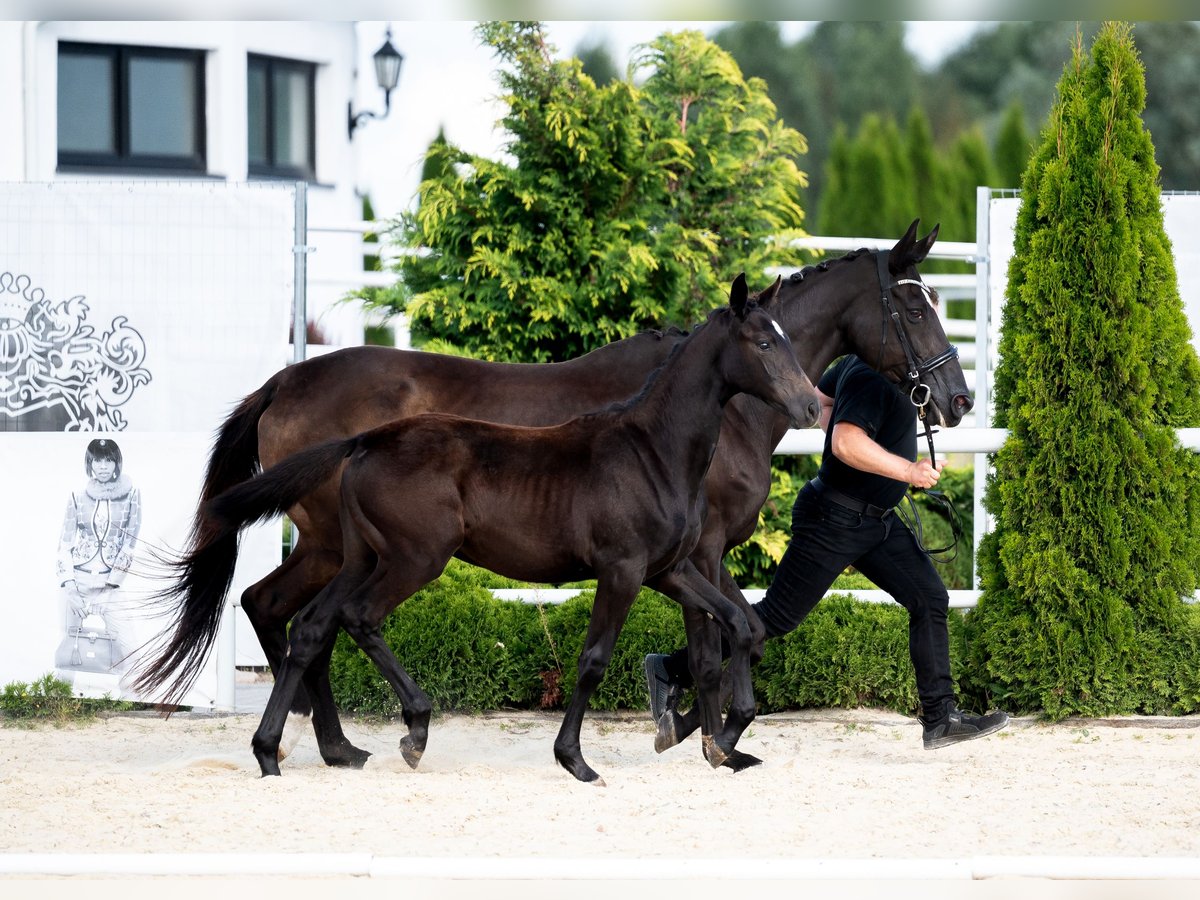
[3,854,1200,880]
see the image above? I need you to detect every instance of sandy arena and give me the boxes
[3,706,1199,898]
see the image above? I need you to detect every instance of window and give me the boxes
[57,42,206,173]
[247,54,316,180]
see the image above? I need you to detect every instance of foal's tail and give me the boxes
[132,435,358,705]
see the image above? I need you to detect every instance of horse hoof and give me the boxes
[325,746,372,769]
[654,713,681,754]
[701,735,728,769]
[399,736,424,770]
[720,749,763,772]
[254,747,282,777]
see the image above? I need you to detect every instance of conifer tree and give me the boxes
[903,106,946,233]
[946,127,998,243]
[994,101,1033,189]
[390,22,807,362]
[967,23,1200,718]
[817,114,916,237]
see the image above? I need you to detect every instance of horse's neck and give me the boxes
[560,330,680,375]
[777,259,875,378]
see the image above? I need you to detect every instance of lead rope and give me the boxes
[900,404,962,563]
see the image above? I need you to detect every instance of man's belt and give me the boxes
[810,476,893,518]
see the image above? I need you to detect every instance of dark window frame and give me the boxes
[247,53,317,182]
[57,41,207,174]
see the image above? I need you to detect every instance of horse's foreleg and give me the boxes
[553,568,641,786]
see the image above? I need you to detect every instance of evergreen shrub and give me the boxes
[327,561,969,719]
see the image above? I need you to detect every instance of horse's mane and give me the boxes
[581,305,742,421]
[787,247,872,285]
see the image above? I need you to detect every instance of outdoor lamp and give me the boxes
[348,27,403,138]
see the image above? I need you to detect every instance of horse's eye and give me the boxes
[757,340,771,351]
[907,307,925,322]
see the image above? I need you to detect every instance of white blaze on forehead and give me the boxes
[770,318,788,340]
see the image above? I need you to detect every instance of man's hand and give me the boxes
[906,458,946,489]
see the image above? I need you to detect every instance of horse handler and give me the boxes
[645,354,1009,750]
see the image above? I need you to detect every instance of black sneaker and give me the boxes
[922,707,1009,749]
[643,653,682,723]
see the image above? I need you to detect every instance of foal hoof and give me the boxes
[701,734,728,769]
[254,750,282,778]
[720,749,763,772]
[399,735,424,770]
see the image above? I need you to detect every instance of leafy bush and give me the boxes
[385,23,808,363]
[328,561,974,718]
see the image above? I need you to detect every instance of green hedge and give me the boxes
[328,559,970,718]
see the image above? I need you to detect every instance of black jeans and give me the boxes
[668,481,956,718]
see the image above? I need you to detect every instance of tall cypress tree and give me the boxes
[994,100,1033,190]
[817,114,915,237]
[967,23,1200,718]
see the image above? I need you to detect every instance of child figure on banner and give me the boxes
[54,438,142,685]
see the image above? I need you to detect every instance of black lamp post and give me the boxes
[348,26,403,139]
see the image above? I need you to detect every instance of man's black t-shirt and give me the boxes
[816,355,916,509]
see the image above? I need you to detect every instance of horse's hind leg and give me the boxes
[242,543,369,766]
[302,637,372,768]
[341,624,432,769]
[337,548,445,769]
[250,572,354,776]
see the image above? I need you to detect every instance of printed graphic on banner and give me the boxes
[0,432,280,706]
[0,181,292,433]
[0,271,151,432]
[0,182,293,700]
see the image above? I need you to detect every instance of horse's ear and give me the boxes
[889,218,923,271]
[729,273,749,319]
[759,274,784,308]
[912,222,940,263]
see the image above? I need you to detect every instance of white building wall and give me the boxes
[1,20,369,349]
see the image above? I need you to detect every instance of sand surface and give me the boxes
[2,706,1198,861]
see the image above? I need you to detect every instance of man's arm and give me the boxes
[816,388,834,433]
[830,421,944,489]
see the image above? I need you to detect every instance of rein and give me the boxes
[874,251,963,562]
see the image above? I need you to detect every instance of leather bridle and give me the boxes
[874,251,963,561]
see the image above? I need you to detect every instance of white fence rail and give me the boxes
[311,195,1200,610]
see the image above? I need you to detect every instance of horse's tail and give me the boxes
[132,435,359,705]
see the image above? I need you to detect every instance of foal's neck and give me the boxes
[626,316,741,482]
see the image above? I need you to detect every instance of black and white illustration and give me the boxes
[53,438,142,686]
[0,272,151,432]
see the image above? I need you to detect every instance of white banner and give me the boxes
[0,432,279,707]
[1,182,292,702]
[985,191,1200,413]
[1,181,292,432]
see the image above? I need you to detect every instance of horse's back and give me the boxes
[258,337,682,468]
